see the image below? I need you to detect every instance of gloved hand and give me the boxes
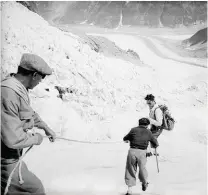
[35,133,43,145]
[146,152,153,157]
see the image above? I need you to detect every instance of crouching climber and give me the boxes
[1,53,56,195]
[123,118,159,195]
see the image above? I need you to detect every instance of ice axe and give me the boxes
[155,148,159,173]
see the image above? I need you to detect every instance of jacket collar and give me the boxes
[1,74,30,105]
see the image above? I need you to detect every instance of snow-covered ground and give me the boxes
[1,2,207,195]
[25,33,207,195]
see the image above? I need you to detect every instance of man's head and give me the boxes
[138,118,150,127]
[145,94,156,109]
[16,53,52,89]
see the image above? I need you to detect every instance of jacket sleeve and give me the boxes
[149,108,163,127]
[149,131,159,148]
[1,97,39,149]
[33,111,50,131]
[123,130,132,141]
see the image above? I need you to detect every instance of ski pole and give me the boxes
[155,148,159,173]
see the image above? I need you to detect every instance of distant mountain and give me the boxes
[18,1,207,28]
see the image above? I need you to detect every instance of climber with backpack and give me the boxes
[144,94,175,156]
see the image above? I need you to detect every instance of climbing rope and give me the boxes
[53,136,123,144]
[3,146,33,195]
[3,136,123,195]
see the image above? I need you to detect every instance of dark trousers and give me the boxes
[1,160,45,195]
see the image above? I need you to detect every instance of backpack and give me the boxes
[155,105,175,131]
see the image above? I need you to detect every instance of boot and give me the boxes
[142,182,149,191]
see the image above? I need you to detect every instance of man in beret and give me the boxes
[1,53,56,195]
[123,118,159,195]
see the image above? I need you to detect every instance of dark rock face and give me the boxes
[17,1,37,13]
[182,28,207,46]
[18,1,207,28]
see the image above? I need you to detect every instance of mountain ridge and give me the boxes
[18,1,207,28]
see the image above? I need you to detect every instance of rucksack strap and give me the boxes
[151,107,164,134]
[153,107,160,120]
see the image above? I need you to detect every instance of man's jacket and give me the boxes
[1,74,49,161]
[123,126,159,150]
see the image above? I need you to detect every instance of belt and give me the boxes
[1,158,19,165]
[130,146,146,150]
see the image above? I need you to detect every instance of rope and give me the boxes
[51,136,123,144]
[3,136,123,194]
[18,161,24,185]
[4,146,33,195]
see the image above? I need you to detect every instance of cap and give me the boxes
[139,118,150,126]
[19,53,52,75]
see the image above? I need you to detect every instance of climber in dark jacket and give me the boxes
[123,118,159,195]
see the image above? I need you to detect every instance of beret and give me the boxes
[19,53,52,75]
[139,118,150,126]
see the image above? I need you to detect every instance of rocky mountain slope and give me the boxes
[1,2,155,140]
[182,27,207,57]
[182,27,207,46]
[1,2,207,141]
[19,1,207,28]
[151,27,208,60]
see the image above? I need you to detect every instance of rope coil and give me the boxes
[18,161,24,185]
[4,146,33,195]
